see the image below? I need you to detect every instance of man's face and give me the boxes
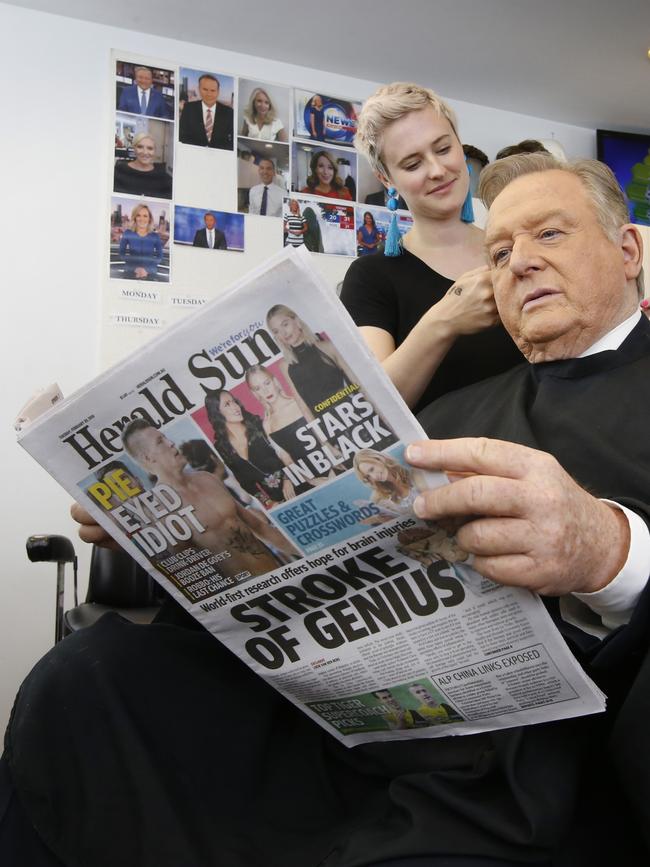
[409,685,436,707]
[135,68,153,91]
[204,214,216,230]
[199,78,219,107]
[258,159,275,185]
[135,428,186,475]
[485,170,639,362]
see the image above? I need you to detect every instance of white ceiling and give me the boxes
[7,0,650,131]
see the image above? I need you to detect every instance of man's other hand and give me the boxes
[406,438,630,596]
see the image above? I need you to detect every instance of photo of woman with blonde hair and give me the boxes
[113,131,172,199]
[245,364,333,493]
[241,86,288,142]
[118,202,164,280]
[266,303,357,420]
[353,448,423,516]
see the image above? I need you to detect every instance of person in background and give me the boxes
[179,74,233,150]
[113,132,172,199]
[118,203,163,280]
[300,150,353,200]
[341,82,521,414]
[192,212,227,249]
[248,158,284,217]
[357,210,383,256]
[240,87,287,142]
[495,139,550,160]
[118,65,172,119]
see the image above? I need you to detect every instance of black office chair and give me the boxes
[26,535,164,643]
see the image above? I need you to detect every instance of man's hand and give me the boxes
[406,438,630,596]
[70,502,121,550]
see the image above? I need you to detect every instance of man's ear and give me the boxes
[374,170,390,191]
[621,223,643,281]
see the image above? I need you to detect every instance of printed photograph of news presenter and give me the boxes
[238,79,289,143]
[354,205,413,257]
[115,60,174,120]
[237,139,289,215]
[173,205,244,252]
[282,196,356,256]
[178,67,234,150]
[292,142,357,201]
[113,125,173,200]
[109,197,170,282]
[293,88,361,147]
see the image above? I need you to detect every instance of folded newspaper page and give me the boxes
[17,247,605,745]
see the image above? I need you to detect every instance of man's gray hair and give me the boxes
[479,154,644,296]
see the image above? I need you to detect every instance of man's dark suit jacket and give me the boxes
[179,101,233,150]
[365,190,408,209]
[118,85,172,119]
[192,228,227,250]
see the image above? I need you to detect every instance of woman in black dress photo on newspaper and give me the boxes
[204,389,295,508]
[244,365,334,494]
[265,304,358,420]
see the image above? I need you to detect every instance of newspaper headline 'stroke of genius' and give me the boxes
[17,246,605,746]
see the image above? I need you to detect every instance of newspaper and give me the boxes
[17,247,605,746]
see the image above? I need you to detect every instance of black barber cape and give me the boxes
[6,318,650,867]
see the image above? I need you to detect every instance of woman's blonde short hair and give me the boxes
[354,82,459,178]
[132,132,156,152]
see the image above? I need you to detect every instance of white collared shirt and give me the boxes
[202,102,216,124]
[137,86,150,110]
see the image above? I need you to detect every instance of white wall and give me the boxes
[0,1,599,729]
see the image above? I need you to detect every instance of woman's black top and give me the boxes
[113,161,173,199]
[222,434,285,506]
[269,419,313,496]
[340,249,523,415]
[287,341,350,415]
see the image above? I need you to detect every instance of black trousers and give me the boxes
[0,762,541,867]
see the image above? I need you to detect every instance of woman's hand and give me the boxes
[428,266,499,337]
[70,502,121,550]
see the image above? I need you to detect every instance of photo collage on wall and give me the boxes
[110,54,412,287]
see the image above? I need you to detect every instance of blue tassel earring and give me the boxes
[384,187,402,257]
[460,158,475,223]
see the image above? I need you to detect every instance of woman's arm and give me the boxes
[145,234,163,276]
[371,266,498,407]
[276,126,288,143]
[241,119,249,136]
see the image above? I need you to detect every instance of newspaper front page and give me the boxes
[18,247,605,746]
